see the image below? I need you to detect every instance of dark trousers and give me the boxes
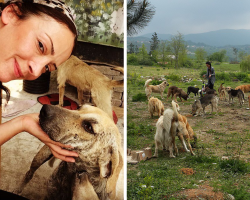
[208,80,214,89]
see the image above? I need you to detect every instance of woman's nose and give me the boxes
[28,60,48,77]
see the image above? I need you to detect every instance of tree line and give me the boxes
[128,32,250,71]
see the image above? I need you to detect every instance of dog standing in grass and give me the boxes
[148,97,164,118]
[145,79,169,100]
[153,101,179,158]
[235,84,250,93]
[225,87,245,106]
[218,83,226,101]
[166,86,189,102]
[192,94,219,116]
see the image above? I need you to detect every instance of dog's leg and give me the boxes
[77,88,84,106]
[178,134,189,152]
[91,89,113,119]
[153,140,161,157]
[160,92,164,100]
[170,126,178,157]
[59,86,66,107]
[15,145,53,194]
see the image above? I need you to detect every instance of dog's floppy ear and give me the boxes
[106,148,123,200]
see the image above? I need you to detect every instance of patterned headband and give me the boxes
[7,0,76,28]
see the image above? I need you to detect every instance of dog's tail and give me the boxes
[144,79,152,88]
[109,67,124,87]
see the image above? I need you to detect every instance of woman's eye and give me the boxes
[39,41,44,53]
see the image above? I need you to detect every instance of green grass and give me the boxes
[127,63,250,200]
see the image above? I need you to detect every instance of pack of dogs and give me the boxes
[144,78,250,159]
[15,56,124,200]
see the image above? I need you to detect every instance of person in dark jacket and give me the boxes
[203,61,215,89]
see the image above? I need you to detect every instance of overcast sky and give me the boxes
[135,0,250,36]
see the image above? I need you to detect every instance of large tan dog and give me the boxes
[166,86,188,102]
[153,101,179,158]
[145,79,169,100]
[15,104,123,200]
[57,55,124,119]
[153,101,196,158]
[148,97,164,118]
[235,84,250,93]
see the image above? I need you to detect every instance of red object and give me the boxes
[37,93,78,110]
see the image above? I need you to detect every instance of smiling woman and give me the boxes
[0,0,78,171]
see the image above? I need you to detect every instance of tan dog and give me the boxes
[57,55,124,119]
[153,101,179,158]
[218,83,226,101]
[153,102,196,158]
[166,86,188,102]
[235,84,250,93]
[15,104,123,200]
[148,97,164,118]
[145,79,169,100]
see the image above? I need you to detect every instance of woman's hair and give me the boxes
[206,61,211,67]
[0,1,78,52]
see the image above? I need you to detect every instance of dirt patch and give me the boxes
[168,185,225,200]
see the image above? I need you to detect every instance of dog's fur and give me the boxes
[187,86,199,96]
[154,101,180,157]
[235,84,250,93]
[192,94,219,116]
[205,86,217,95]
[57,55,124,119]
[218,83,226,101]
[225,87,245,106]
[148,97,164,118]
[16,104,123,200]
[145,79,169,100]
[153,104,196,158]
[166,86,188,102]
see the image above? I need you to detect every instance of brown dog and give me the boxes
[57,55,124,119]
[15,104,123,200]
[166,86,188,102]
[218,83,226,101]
[235,84,250,93]
[145,79,169,100]
[148,97,164,118]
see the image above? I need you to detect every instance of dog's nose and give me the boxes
[40,104,55,119]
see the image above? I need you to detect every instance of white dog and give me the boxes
[153,101,179,158]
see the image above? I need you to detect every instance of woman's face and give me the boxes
[0,5,75,82]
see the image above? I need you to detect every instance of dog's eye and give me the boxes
[82,120,95,135]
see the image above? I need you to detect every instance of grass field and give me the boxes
[127,63,250,200]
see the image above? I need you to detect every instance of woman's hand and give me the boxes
[22,113,78,162]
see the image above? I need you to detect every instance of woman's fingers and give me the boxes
[47,143,78,162]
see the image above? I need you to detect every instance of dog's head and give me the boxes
[39,104,123,198]
[162,81,169,87]
[225,86,232,92]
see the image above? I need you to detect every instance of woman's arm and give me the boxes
[0,114,78,162]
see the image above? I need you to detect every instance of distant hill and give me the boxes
[127,29,250,61]
[130,29,250,47]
